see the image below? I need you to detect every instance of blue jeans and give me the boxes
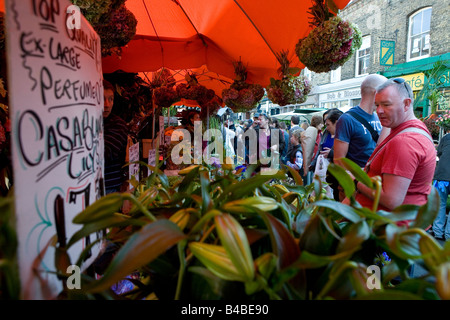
[432,181,450,240]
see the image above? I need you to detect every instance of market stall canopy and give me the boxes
[101,0,352,92]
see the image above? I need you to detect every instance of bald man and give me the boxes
[353,78,435,218]
[333,74,388,200]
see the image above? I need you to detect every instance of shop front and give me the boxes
[379,52,450,116]
[315,76,368,112]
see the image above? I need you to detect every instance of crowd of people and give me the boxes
[102,74,449,243]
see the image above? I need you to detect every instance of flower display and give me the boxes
[71,0,116,25]
[222,61,264,113]
[266,75,312,106]
[266,51,312,106]
[435,110,450,130]
[153,85,179,109]
[93,4,137,57]
[295,15,362,73]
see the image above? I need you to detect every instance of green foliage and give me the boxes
[57,159,449,300]
[0,190,20,300]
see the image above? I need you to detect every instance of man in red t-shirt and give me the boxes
[352,78,436,218]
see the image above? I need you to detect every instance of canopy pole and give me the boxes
[152,91,156,149]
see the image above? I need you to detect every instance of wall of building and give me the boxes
[311,0,450,85]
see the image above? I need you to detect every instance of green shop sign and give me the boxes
[380,40,395,66]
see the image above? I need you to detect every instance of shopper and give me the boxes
[334,74,387,200]
[301,114,324,185]
[352,78,436,226]
[311,108,343,200]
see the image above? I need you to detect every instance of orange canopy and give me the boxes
[102,0,352,92]
[0,0,352,93]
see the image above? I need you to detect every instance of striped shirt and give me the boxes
[104,114,128,192]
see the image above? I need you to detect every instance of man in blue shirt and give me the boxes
[333,74,387,200]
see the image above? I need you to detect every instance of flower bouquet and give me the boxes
[436,110,450,130]
[222,61,264,113]
[266,51,312,106]
[295,1,362,73]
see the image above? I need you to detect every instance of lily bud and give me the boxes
[214,214,254,282]
[169,209,192,230]
[222,197,278,213]
[255,252,277,279]
[188,242,247,282]
[436,262,450,300]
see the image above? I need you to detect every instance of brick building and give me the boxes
[267,0,450,118]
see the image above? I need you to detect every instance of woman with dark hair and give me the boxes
[102,79,128,194]
[314,108,343,200]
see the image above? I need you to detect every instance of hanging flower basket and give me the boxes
[295,15,362,73]
[93,4,137,57]
[153,86,179,109]
[222,61,264,113]
[266,51,312,106]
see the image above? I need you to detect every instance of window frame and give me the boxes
[407,7,432,62]
[355,35,371,77]
[330,66,341,83]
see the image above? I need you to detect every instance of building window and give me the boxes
[407,7,432,61]
[355,36,370,76]
[331,67,341,83]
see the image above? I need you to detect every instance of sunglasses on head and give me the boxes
[392,78,412,98]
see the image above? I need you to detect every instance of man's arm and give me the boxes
[333,139,349,167]
[356,173,411,210]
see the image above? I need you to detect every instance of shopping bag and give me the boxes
[314,154,329,180]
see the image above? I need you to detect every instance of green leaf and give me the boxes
[72,193,123,224]
[378,205,420,223]
[327,163,356,198]
[293,250,337,269]
[283,165,303,186]
[336,220,370,254]
[313,200,362,223]
[67,214,145,248]
[419,234,447,272]
[339,158,373,188]
[385,225,422,260]
[260,211,300,269]
[85,220,186,293]
[218,170,286,202]
[200,170,213,213]
[411,187,439,229]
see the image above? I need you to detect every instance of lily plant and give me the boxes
[49,157,450,300]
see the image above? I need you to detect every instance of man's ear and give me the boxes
[403,98,412,111]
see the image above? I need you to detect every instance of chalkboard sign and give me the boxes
[4,0,103,299]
